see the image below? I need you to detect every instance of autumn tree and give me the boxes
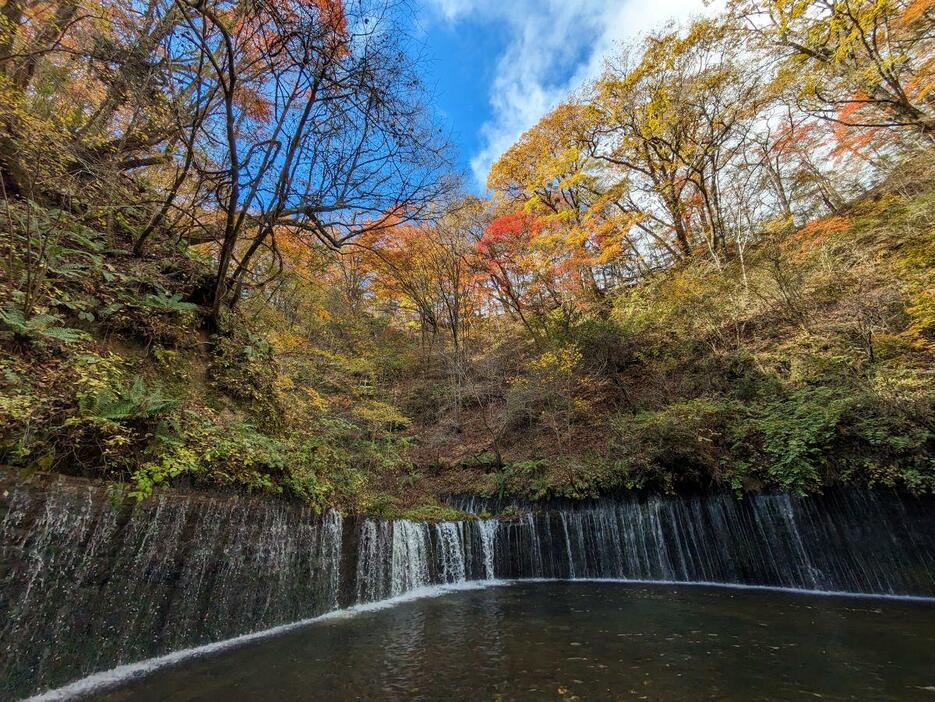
[0,0,451,326]
[487,101,632,303]
[359,197,487,425]
[0,0,212,207]
[475,211,577,338]
[732,0,935,140]
[158,0,450,323]
[589,20,770,265]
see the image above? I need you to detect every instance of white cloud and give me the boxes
[422,0,719,189]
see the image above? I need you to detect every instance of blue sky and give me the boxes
[411,0,715,193]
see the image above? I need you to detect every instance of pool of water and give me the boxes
[85,582,935,701]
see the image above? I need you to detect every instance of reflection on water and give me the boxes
[89,583,935,701]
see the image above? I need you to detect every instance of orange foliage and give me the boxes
[900,0,935,25]
[477,214,536,254]
[801,215,851,235]
[312,0,347,36]
[237,86,273,122]
[787,215,852,256]
[831,91,892,157]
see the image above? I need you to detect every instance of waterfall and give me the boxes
[390,520,432,596]
[482,492,935,592]
[477,519,498,579]
[435,522,467,584]
[321,511,344,610]
[354,519,389,603]
[353,519,472,598]
[348,489,935,599]
[1,475,933,701]
[0,480,344,700]
[558,512,577,578]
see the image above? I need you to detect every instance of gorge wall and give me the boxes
[1,474,933,700]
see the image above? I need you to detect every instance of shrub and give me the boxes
[56,353,177,474]
[747,387,847,493]
[504,346,595,446]
[208,330,282,423]
[0,307,88,346]
[836,374,935,493]
[609,397,737,492]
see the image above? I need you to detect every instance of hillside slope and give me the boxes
[2,162,933,516]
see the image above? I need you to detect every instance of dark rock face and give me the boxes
[1,474,933,700]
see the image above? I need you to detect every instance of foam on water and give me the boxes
[517,577,935,603]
